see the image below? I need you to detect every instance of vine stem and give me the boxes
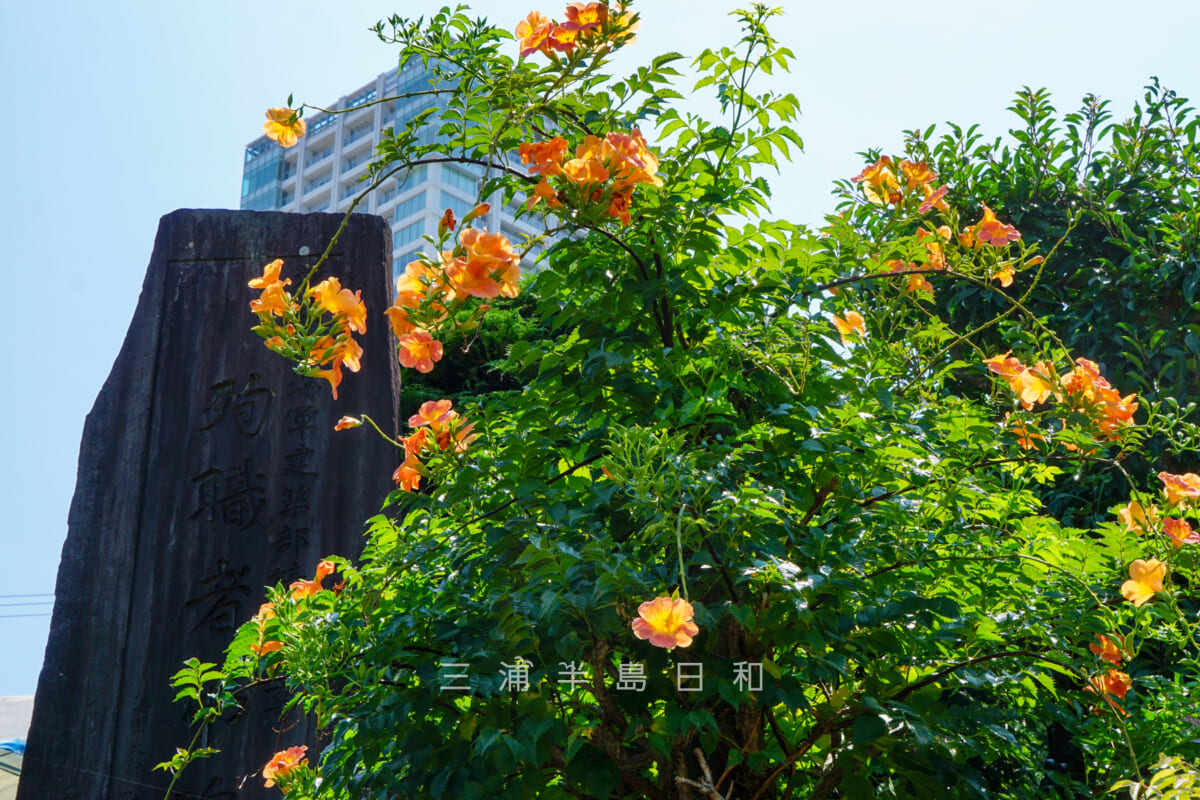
[358,414,405,450]
[674,501,690,602]
[159,724,208,800]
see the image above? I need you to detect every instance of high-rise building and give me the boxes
[240,58,546,280]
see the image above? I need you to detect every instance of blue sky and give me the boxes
[0,0,1196,697]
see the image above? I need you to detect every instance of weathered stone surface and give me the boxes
[20,210,399,800]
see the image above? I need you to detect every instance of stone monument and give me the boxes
[19,210,400,799]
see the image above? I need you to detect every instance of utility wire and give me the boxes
[16,751,238,800]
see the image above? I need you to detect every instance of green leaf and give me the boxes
[852,714,888,744]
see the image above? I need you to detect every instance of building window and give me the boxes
[345,125,373,145]
[501,224,525,246]
[395,94,437,126]
[244,140,279,162]
[344,151,371,171]
[394,62,439,96]
[393,219,425,250]
[442,165,478,195]
[504,193,527,216]
[347,86,378,110]
[242,190,281,211]
[393,192,427,223]
[308,114,335,135]
[239,143,285,210]
[386,165,428,197]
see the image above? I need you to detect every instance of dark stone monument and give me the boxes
[19,210,400,800]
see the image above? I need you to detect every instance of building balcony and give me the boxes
[304,174,332,194]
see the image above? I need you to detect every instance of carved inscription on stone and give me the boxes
[21,210,397,800]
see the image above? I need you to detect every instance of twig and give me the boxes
[676,748,732,800]
[450,452,605,535]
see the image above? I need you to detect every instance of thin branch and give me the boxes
[580,222,651,277]
[405,154,537,183]
[803,267,956,298]
[676,748,731,800]
[890,649,1051,702]
[450,452,605,535]
[577,222,668,338]
[763,706,793,759]
[799,479,838,526]
[859,452,1116,509]
[749,716,854,800]
[302,88,448,117]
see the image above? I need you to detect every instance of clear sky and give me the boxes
[0,0,1196,698]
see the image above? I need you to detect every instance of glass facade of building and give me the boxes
[240,143,282,211]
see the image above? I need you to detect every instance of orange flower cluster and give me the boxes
[960,205,1021,248]
[515,3,637,60]
[1117,499,1160,535]
[250,602,282,657]
[1087,669,1132,716]
[848,157,1032,286]
[249,259,296,316]
[1158,471,1200,508]
[1084,635,1130,715]
[263,745,307,789]
[851,155,948,213]
[984,353,1055,411]
[448,229,522,300]
[830,310,866,344]
[1005,413,1045,450]
[1058,357,1138,435]
[1115,473,1200,551]
[384,207,520,374]
[1163,516,1200,547]
[246,561,338,661]
[392,400,478,492]
[521,129,663,226]
[1121,558,1165,606]
[1112,476,1200,609]
[290,559,336,600]
[1107,469,1200,616]
[263,107,306,148]
[1119,499,1200,545]
[958,208,1034,286]
[917,221,1036,289]
[1089,634,1124,666]
[984,354,1137,446]
[248,260,367,399]
[850,160,1035,287]
[885,259,933,295]
[631,596,700,650]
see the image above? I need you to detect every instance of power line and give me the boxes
[0,593,53,599]
[17,751,237,800]
[0,613,51,619]
[0,601,53,608]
